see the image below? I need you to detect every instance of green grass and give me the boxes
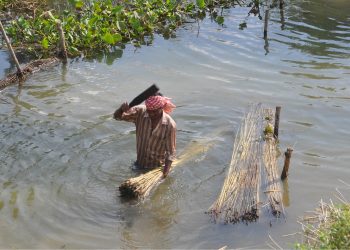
[297,203,350,250]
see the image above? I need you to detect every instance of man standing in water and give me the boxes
[114,95,176,178]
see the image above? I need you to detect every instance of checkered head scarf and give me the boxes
[145,95,176,114]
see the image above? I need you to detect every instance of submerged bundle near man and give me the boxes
[114,95,176,178]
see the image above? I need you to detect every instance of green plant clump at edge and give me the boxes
[296,204,350,250]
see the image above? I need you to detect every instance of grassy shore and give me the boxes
[297,198,350,249]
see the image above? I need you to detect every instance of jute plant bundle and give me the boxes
[119,138,216,199]
[208,104,263,224]
[119,167,164,199]
[208,104,284,224]
[0,58,59,89]
[262,108,284,217]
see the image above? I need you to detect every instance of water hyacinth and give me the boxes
[1,0,267,58]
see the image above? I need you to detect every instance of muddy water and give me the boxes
[0,0,349,248]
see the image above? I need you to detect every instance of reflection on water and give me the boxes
[281,0,350,59]
[282,180,290,207]
[120,182,178,249]
[0,0,350,248]
[281,71,340,80]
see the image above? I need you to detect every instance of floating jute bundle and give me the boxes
[0,58,60,89]
[262,108,284,217]
[208,104,284,224]
[119,137,216,199]
[119,167,164,199]
[0,18,65,90]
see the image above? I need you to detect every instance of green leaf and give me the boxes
[196,0,206,9]
[130,17,141,31]
[41,37,49,49]
[68,0,83,9]
[216,16,224,25]
[102,32,115,45]
[75,0,84,9]
[185,3,195,12]
[94,2,102,13]
[113,33,122,43]
[112,5,123,14]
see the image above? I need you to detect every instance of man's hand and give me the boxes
[163,165,170,178]
[114,102,129,120]
[120,102,129,112]
[163,160,172,178]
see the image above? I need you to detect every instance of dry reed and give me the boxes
[298,181,350,248]
[299,199,349,248]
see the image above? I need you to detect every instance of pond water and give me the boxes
[0,0,349,248]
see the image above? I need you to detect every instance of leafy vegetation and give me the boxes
[1,0,264,58]
[297,202,350,250]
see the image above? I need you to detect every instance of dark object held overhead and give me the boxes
[129,84,160,108]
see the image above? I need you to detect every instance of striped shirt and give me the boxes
[116,105,176,169]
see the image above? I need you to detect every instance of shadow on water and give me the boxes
[83,48,124,66]
[117,174,178,248]
[282,179,290,207]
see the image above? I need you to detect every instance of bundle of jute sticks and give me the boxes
[119,138,216,199]
[119,167,164,199]
[0,58,59,89]
[208,104,284,224]
[262,108,284,217]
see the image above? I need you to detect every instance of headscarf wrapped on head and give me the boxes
[145,95,176,114]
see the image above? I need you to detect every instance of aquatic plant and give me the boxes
[2,0,265,58]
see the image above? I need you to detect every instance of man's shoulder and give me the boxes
[163,113,176,128]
